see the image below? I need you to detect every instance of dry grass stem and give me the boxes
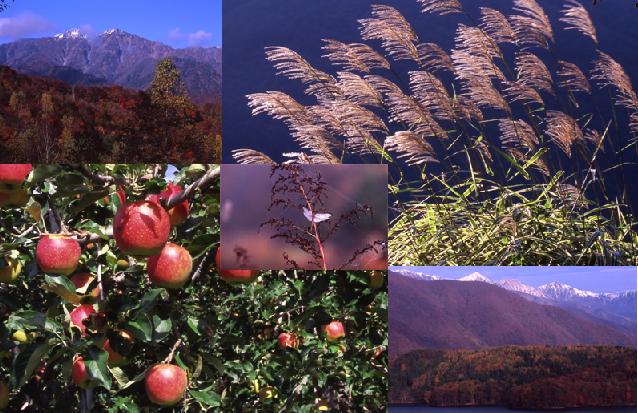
[560,0,598,43]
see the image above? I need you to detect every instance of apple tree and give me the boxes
[0,164,387,411]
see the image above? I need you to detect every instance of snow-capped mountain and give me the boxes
[496,279,546,298]
[391,268,636,331]
[538,282,600,300]
[54,28,87,40]
[390,268,442,281]
[458,272,493,283]
[0,28,222,102]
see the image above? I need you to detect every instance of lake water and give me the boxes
[390,407,636,413]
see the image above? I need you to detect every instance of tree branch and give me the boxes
[76,165,125,186]
[164,166,220,209]
[190,247,216,283]
[163,338,183,363]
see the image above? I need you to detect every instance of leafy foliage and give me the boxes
[0,65,221,163]
[390,345,637,408]
[0,164,387,411]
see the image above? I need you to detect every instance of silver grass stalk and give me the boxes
[510,0,554,49]
[591,51,638,111]
[546,111,583,157]
[479,7,516,44]
[417,42,455,73]
[560,0,597,43]
[502,80,545,106]
[498,118,539,153]
[367,75,447,139]
[246,91,339,162]
[232,149,276,165]
[515,52,555,95]
[409,71,456,122]
[336,72,384,107]
[385,131,439,165]
[417,0,463,16]
[556,60,592,94]
[265,46,340,97]
[321,39,390,73]
[359,4,420,61]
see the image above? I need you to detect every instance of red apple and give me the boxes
[36,234,81,275]
[215,247,258,283]
[145,364,188,406]
[102,330,133,366]
[147,243,193,289]
[369,271,384,289]
[71,356,93,389]
[278,332,299,349]
[70,272,101,299]
[113,200,170,256]
[0,380,8,410]
[147,183,189,226]
[0,164,32,190]
[324,321,345,342]
[69,304,96,336]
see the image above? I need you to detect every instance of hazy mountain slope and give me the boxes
[389,276,635,358]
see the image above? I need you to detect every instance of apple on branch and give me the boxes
[145,364,188,406]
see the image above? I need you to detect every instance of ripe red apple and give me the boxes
[69,304,96,336]
[369,271,384,289]
[70,272,101,299]
[36,234,81,275]
[215,247,258,283]
[324,321,346,342]
[71,356,93,389]
[0,164,32,189]
[0,380,8,410]
[278,332,299,349]
[145,364,188,406]
[147,183,189,226]
[147,243,193,289]
[113,200,170,256]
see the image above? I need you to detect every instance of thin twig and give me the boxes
[163,338,183,363]
[165,166,221,209]
[190,247,216,283]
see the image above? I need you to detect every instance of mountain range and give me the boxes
[389,271,636,359]
[0,28,221,103]
[391,268,636,332]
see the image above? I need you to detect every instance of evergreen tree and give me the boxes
[150,57,189,107]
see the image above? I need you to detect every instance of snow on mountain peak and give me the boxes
[459,272,492,283]
[496,279,545,297]
[538,282,600,299]
[54,28,87,40]
[102,28,127,36]
[391,268,442,281]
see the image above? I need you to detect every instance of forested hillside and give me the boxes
[0,62,221,163]
[390,345,636,409]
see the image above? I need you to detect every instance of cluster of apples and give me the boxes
[1,164,386,408]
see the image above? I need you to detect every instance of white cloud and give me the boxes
[0,12,54,39]
[187,30,213,46]
[168,27,184,40]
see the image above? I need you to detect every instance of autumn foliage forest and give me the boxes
[390,345,637,409]
[0,62,221,163]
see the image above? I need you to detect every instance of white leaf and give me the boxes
[303,207,332,223]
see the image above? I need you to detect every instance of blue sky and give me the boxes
[0,0,221,47]
[390,266,637,293]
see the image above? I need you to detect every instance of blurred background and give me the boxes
[221,164,387,269]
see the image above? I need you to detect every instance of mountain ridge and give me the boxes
[0,28,221,103]
[389,275,635,359]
